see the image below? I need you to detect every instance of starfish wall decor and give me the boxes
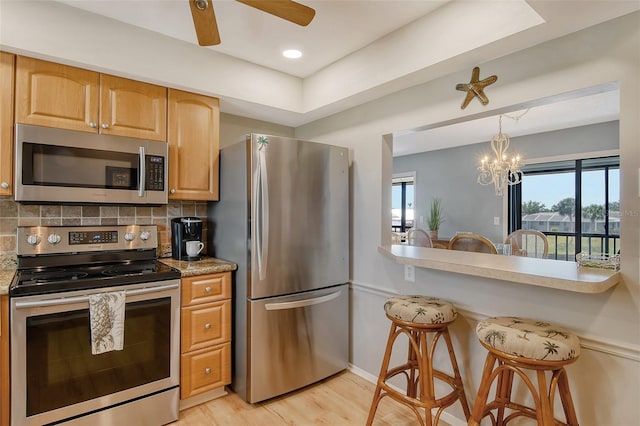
[456,67,498,109]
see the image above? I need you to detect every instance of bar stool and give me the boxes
[469,316,581,425]
[366,295,471,426]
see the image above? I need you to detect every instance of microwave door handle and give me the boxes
[138,146,146,198]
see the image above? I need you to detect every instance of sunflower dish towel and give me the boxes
[89,291,126,355]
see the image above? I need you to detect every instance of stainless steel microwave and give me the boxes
[15,124,168,204]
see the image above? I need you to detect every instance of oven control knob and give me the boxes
[27,234,41,245]
[140,231,151,241]
[47,234,61,245]
[124,232,136,241]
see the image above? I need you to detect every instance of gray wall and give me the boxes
[393,121,619,242]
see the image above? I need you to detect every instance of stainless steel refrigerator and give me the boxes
[209,134,349,403]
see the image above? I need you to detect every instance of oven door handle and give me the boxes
[13,283,180,308]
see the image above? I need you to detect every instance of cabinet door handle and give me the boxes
[101,123,110,129]
[170,188,176,194]
[205,368,211,375]
[205,286,212,293]
[89,122,97,128]
[1,182,8,189]
[204,323,211,330]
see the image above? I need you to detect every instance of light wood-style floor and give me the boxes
[171,371,453,425]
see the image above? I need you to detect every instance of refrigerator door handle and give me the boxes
[264,290,342,311]
[256,146,270,281]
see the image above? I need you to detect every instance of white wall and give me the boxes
[296,13,640,426]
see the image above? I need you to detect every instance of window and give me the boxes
[392,173,415,232]
[509,156,620,260]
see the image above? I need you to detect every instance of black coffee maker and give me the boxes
[171,217,203,260]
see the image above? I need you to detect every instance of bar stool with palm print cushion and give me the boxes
[366,295,471,426]
[470,316,581,426]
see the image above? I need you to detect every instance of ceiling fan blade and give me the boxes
[236,0,315,26]
[189,0,221,46]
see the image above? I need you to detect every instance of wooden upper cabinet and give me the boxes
[15,56,167,141]
[100,74,167,141]
[0,52,15,196]
[168,89,220,201]
[15,56,99,132]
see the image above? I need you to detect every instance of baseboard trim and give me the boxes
[350,281,640,362]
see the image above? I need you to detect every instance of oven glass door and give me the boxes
[11,281,180,426]
[26,298,170,416]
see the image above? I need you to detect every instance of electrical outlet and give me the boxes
[419,215,424,224]
[404,264,415,282]
[494,216,500,225]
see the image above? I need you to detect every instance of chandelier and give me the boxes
[477,114,524,196]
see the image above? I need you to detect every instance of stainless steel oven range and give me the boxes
[10,225,181,426]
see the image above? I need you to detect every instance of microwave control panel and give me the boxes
[146,156,165,191]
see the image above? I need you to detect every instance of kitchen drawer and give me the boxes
[181,273,230,307]
[181,300,231,352]
[180,343,231,399]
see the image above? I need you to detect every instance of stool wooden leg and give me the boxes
[536,370,555,425]
[495,363,514,426]
[556,368,579,425]
[366,323,398,426]
[469,352,498,426]
[442,329,471,421]
[407,330,419,398]
[419,330,434,426]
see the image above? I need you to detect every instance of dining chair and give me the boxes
[391,232,403,244]
[447,233,497,254]
[406,228,433,248]
[505,229,548,258]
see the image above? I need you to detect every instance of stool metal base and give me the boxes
[366,316,471,426]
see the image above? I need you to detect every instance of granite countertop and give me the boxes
[159,256,237,277]
[0,268,15,296]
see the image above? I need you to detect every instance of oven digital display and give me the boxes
[69,231,118,245]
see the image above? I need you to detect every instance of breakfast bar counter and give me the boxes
[379,244,620,294]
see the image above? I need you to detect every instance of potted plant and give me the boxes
[427,198,444,240]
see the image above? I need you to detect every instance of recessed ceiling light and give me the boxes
[282,49,302,59]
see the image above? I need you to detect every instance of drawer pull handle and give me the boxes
[205,367,211,375]
[205,323,211,330]
[205,286,212,293]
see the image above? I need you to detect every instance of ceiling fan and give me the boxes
[189,0,316,46]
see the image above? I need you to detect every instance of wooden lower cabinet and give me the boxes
[1,295,9,426]
[180,273,231,403]
[181,343,231,399]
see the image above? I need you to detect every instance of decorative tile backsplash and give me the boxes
[0,198,209,266]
